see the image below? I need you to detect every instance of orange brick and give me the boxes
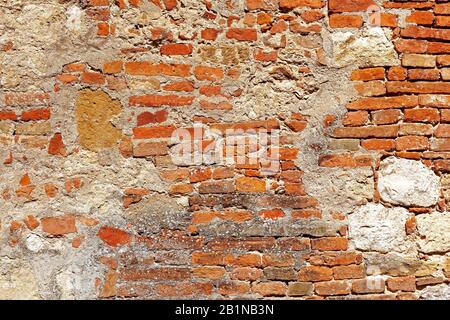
[298,266,333,282]
[236,177,266,193]
[311,237,348,251]
[226,28,257,41]
[315,280,350,296]
[329,14,363,28]
[396,136,429,151]
[332,265,365,280]
[41,215,77,236]
[160,43,193,55]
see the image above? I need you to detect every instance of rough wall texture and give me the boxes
[1,0,450,300]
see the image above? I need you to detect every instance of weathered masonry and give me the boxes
[0,0,449,300]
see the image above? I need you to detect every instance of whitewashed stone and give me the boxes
[0,262,39,300]
[416,212,450,253]
[349,203,413,253]
[332,28,399,67]
[378,157,440,207]
[25,234,45,253]
[420,284,450,300]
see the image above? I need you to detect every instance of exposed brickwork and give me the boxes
[0,0,449,300]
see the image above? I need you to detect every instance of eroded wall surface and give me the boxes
[0,0,449,300]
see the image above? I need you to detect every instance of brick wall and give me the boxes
[0,0,449,300]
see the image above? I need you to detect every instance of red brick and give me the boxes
[23,215,40,230]
[387,81,450,94]
[329,14,363,28]
[169,183,193,195]
[353,81,386,97]
[124,62,190,76]
[212,167,234,179]
[133,142,168,157]
[129,95,194,107]
[387,276,416,292]
[97,22,110,36]
[404,108,440,123]
[380,13,397,27]
[252,282,287,297]
[0,111,17,120]
[291,209,321,219]
[88,0,109,6]
[48,133,67,156]
[253,49,278,62]
[163,81,195,92]
[136,110,168,126]
[56,74,77,84]
[190,168,212,183]
[225,253,263,267]
[230,267,263,281]
[198,180,235,194]
[280,0,324,10]
[406,11,434,25]
[401,26,450,41]
[211,119,279,133]
[435,3,450,15]
[428,42,450,54]
[372,109,401,125]
[121,267,190,281]
[435,124,450,138]
[347,96,418,110]
[103,61,123,74]
[41,215,77,235]
[201,28,220,40]
[98,226,131,247]
[396,136,429,151]
[387,66,407,81]
[257,12,273,25]
[308,252,363,266]
[286,120,308,132]
[385,2,432,10]
[361,139,395,151]
[408,69,440,81]
[21,108,51,121]
[442,110,450,122]
[333,125,399,138]
[300,10,324,23]
[395,39,427,54]
[328,0,375,13]
[81,71,105,85]
[319,154,372,167]
[163,0,177,10]
[194,66,224,82]
[192,266,226,279]
[236,177,266,193]
[311,237,348,251]
[133,125,176,139]
[226,28,257,41]
[246,0,278,10]
[258,209,285,220]
[63,63,85,73]
[315,280,350,296]
[160,43,193,55]
[332,265,365,280]
[192,252,226,265]
[431,139,450,151]
[419,94,450,107]
[298,266,333,282]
